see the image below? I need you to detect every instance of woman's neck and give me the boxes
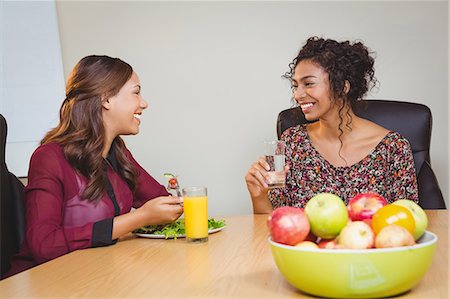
[316,106,359,141]
[102,135,115,158]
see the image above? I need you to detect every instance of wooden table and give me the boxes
[0,211,448,298]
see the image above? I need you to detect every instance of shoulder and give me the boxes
[280,124,308,143]
[379,131,414,158]
[357,117,390,140]
[27,142,68,180]
[354,118,410,151]
[382,131,412,149]
[31,142,64,160]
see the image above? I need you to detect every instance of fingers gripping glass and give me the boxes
[264,141,286,189]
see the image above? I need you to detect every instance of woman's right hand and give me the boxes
[245,156,289,214]
[112,196,184,240]
[245,157,271,199]
[138,196,184,226]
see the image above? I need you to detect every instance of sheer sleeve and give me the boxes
[386,136,419,203]
[124,149,170,208]
[24,145,96,264]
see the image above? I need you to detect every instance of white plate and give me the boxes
[135,226,225,239]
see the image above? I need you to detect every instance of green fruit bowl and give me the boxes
[269,231,437,298]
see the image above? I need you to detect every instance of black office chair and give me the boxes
[0,113,26,279]
[276,100,446,209]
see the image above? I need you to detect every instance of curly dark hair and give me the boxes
[284,37,378,165]
[284,36,377,108]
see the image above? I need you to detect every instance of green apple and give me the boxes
[392,199,428,240]
[305,193,348,239]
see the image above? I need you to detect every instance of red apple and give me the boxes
[375,224,415,248]
[347,192,388,221]
[267,206,310,246]
[338,221,375,249]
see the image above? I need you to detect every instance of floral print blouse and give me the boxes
[269,124,419,208]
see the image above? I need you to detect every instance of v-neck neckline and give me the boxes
[302,125,393,170]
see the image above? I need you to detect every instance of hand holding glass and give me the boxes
[264,140,286,188]
[182,186,208,243]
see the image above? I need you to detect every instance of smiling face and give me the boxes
[291,60,339,121]
[102,72,148,139]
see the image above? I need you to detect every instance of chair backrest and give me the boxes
[276,100,446,209]
[0,113,26,279]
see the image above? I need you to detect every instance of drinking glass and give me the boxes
[182,186,208,243]
[264,140,286,188]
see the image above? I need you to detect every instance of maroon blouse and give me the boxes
[6,142,169,277]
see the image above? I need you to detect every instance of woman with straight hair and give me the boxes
[5,55,183,277]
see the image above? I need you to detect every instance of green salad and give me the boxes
[134,218,226,239]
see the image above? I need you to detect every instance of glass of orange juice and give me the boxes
[182,186,208,243]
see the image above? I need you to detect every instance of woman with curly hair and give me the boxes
[245,37,418,213]
[6,55,183,277]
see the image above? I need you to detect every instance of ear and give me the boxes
[101,97,111,110]
[344,80,350,94]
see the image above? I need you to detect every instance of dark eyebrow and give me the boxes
[292,75,317,84]
[299,75,317,81]
[133,84,141,90]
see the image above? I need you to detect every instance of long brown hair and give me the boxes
[42,55,139,201]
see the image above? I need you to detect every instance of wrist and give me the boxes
[251,190,269,202]
[251,192,272,214]
[134,207,149,228]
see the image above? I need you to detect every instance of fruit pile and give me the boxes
[267,192,428,249]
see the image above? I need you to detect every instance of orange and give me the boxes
[372,204,415,235]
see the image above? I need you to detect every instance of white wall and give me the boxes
[54,1,448,215]
[0,1,64,176]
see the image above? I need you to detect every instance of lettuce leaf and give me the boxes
[134,218,225,239]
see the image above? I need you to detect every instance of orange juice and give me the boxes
[184,196,208,240]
